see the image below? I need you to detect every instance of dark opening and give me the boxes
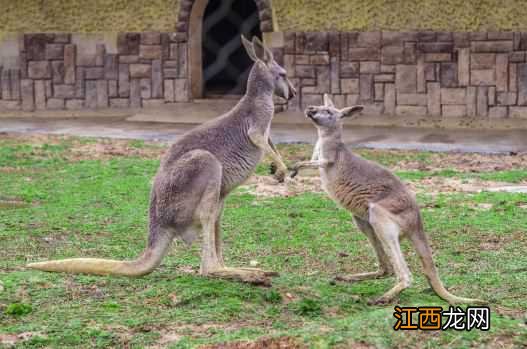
[202,0,261,96]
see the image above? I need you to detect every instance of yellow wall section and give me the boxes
[1,0,527,36]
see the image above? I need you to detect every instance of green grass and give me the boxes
[0,137,526,348]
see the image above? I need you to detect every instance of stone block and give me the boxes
[453,32,470,47]
[417,31,436,42]
[21,79,34,111]
[141,32,161,45]
[152,60,163,98]
[340,61,359,77]
[381,64,395,73]
[54,33,71,43]
[119,64,130,97]
[104,54,119,80]
[458,48,470,86]
[178,43,188,77]
[396,65,417,93]
[374,83,384,101]
[34,80,46,109]
[384,83,396,114]
[302,94,323,109]
[25,34,54,60]
[471,53,496,69]
[295,65,315,78]
[496,54,508,91]
[359,74,373,102]
[108,80,118,97]
[85,67,104,80]
[329,32,340,56]
[395,105,427,116]
[340,78,359,94]
[349,47,379,61]
[74,67,84,98]
[381,32,418,46]
[397,93,427,106]
[488,106,508,118]
[284,32,296,54]
[361,103,384,115]
[130,64,151,78]
[10,70,20,100]
[130,79,142,107]
[1,69,11,100]
[95,44,105,66]
[47,98,64,110]
[85,80,97,108]
[509,51,525,63]
[466,86,477,116]
[97,80,108,108]
[488,32,514,40]
[509,107,527,118]
[374,74,395,82]
[164,60,178,68]
[0,100,20,110]
[417,56,426,93]
[330,58,339,93]
[65,99,84,110]
[353,32,381,47]
[28,61,51,79]
[471,41,513,53]
[404,42,417,64]
[164,68,178,78]
[45,44,64,60]
[140,78,151,99]
[488,86,496,106]
[477,86,488,116]
[517,63,527,105]
[497,92,517,105]
[381,46,404,65]
[441,88,466,105]
[424,53,451,62]
[120,55,140,64]
[346,94,360,106]
[417,43,453,53]
[360,61,380,73]
[310,54,329,65]
[427,82,441,116]
[142,99,165,108]
[296,55,309,64]
[64,44,76,84]
[110,98,130,108]
[510,63,517,91]
[118,33,141,55]
[440,63,457,87]
[175,78,189,102]
[54,84,76,98]
[140,45,162,60]
[425,63,436,81]
[470,69,495,85]
[305,32,328,52]
[442,105,466,117]
[51,61,64,84]
[164,79,175,102]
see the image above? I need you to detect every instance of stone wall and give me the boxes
[0,33,188,111]
[278,31,527,118]
[2,30,527,120]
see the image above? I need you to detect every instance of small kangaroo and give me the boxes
[27,36,296,286]
[291,94,485,305]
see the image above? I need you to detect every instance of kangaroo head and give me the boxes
[305,94,364,132]
[241,35,296,100]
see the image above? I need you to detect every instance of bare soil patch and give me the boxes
[200,336,305,349]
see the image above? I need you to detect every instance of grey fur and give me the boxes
[27,36,296,285]
[291,94,485,305]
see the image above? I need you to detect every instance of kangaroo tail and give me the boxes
[27,191,173,277]
[410,228,486,305]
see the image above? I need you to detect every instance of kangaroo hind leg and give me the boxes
[368,204,412,305]
[335,216,394,283]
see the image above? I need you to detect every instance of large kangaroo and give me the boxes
[291,94,485,305]
[27,36,296,286]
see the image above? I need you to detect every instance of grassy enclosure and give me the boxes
[0,135,526,348]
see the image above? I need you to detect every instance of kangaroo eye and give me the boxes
[279,72,286,78]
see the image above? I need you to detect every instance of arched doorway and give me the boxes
[202,0,261,97]
[182,0,274,99]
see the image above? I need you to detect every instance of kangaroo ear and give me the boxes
[252,36,272,64]
[340,105,364,119]
[241,35,259,62]
[323,94,335,108]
